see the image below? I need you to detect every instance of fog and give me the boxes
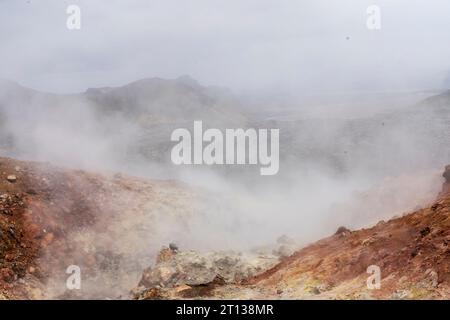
[1,1,450,298]
[1,76,446,250]
[1,0,450,94]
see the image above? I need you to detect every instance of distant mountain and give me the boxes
[0,76,246,126]
[422,89,450,108]
[84,75,246,126]
[254,89,450,178]
[0,77,247,168]
[1,77,450,180]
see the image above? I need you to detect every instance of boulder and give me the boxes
[335,226,351,236]
[444,165,450,183]
[136,248,278,296]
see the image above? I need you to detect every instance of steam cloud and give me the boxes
[0,0,449,298]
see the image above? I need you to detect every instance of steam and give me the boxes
[0,0,449,299]
[1,76,448,299]
[1,1,450,93]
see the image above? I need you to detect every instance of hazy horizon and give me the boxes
[1,0,450,95]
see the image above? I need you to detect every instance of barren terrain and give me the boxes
[2,156,450,300]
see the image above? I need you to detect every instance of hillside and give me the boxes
[239,175,450,300]
[1,78,450,181]
[0,77,247,166]
[134,166,450,300]
[1,156,450,299]
[0,156,200,299]
[422,90,450,108]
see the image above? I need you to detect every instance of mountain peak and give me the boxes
[175,75,200,87]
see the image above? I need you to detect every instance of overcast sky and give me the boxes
[1,0,449,94]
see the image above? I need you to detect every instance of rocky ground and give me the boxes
[132,166,450,300]
[1,155,450,300]
[0,156,200,299]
